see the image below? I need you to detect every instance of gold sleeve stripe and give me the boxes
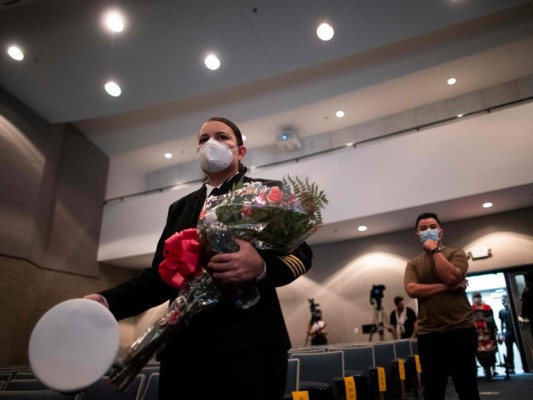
[279,254,306,277]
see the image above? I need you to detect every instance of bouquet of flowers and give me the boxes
[199,175,326,253]
[109,175,327,390]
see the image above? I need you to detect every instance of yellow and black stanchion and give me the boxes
[335,373,371,400]
[344,376,357,400]
[414,354,423,398]
[405,354,423,399]
[377,366,387,400]
[392,358,407,400]
[291,391,310,400]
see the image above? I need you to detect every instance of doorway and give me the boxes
[466,269,532,374]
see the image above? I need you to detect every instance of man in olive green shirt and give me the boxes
[405,212,479,400]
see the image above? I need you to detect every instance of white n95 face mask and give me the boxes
[197,138,235,173]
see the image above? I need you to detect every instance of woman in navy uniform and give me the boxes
[85,117,313,400]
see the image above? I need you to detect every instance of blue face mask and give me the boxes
[418,228,440,243]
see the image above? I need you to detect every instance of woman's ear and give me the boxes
[238,146,247,160]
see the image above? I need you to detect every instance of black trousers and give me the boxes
[159,348,288,400]
[504,332,516,369]
[417,327,480,400]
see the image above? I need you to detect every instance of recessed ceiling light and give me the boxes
[7,45,24,61]
[336,110,345,118]
[482,202,493,208]
[104,10,125,33]
[104,81,121,97]
[457,114,464,118]
[205,54,220,70]
[357,225,368,232]
[447,77,457,85]
[317,23,334,41]
[164,153,173,159]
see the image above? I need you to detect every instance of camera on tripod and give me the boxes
[369,284,386,310]
[307,298,327,346]
[308,298,321,322]
[362,284,387,340]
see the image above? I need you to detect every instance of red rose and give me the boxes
[267,186,282,204]
[240,205,254,218]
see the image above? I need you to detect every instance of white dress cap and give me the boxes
[29,298,119,393]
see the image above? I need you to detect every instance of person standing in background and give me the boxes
[308,308,328,346]
[498,295,516,374]
[472,292,498,380]
[404,212,479,400]
[388,295,418,339]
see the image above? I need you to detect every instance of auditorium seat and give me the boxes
[138,367,159,384]
[284,358,300,399]
[13,372,36,379]
[409,339,418,355]
[368,342,397,399]
[329,346,374,400]
[5,379,49,391]
[290,350,344,400]
[393,339,412,359]
[78,375,146,400]
[140,373,158,400]
[0,390,77,399]
[288,347,327,358]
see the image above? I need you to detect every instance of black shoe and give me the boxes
[484,367,492,381]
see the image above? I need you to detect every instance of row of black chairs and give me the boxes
[285,339,422,400]
[3,339,418,400]
[0,363,160,400]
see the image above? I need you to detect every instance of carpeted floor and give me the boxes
[444,371,533,399]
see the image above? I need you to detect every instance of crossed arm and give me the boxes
[405,251,468,299]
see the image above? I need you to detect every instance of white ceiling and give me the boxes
[1,0,533,254]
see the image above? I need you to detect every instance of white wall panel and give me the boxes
[98,102,533,263]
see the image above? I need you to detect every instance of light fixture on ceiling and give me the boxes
[447,77,457,85]
[164,153,173,159]
[317,23,334,41]
[7,45,24,61]
[457,113,464,118]
[336,110,345,118]
[357,225,368,232]
[482,202,493,208]
[276,129,302,152]
[103,10,125,33]
[205,54,221,70]
[104,81,121,97]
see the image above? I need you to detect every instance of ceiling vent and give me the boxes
[276,129,302,152]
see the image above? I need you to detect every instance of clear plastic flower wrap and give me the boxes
[108,176,328,391]
[109,229,220,391]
